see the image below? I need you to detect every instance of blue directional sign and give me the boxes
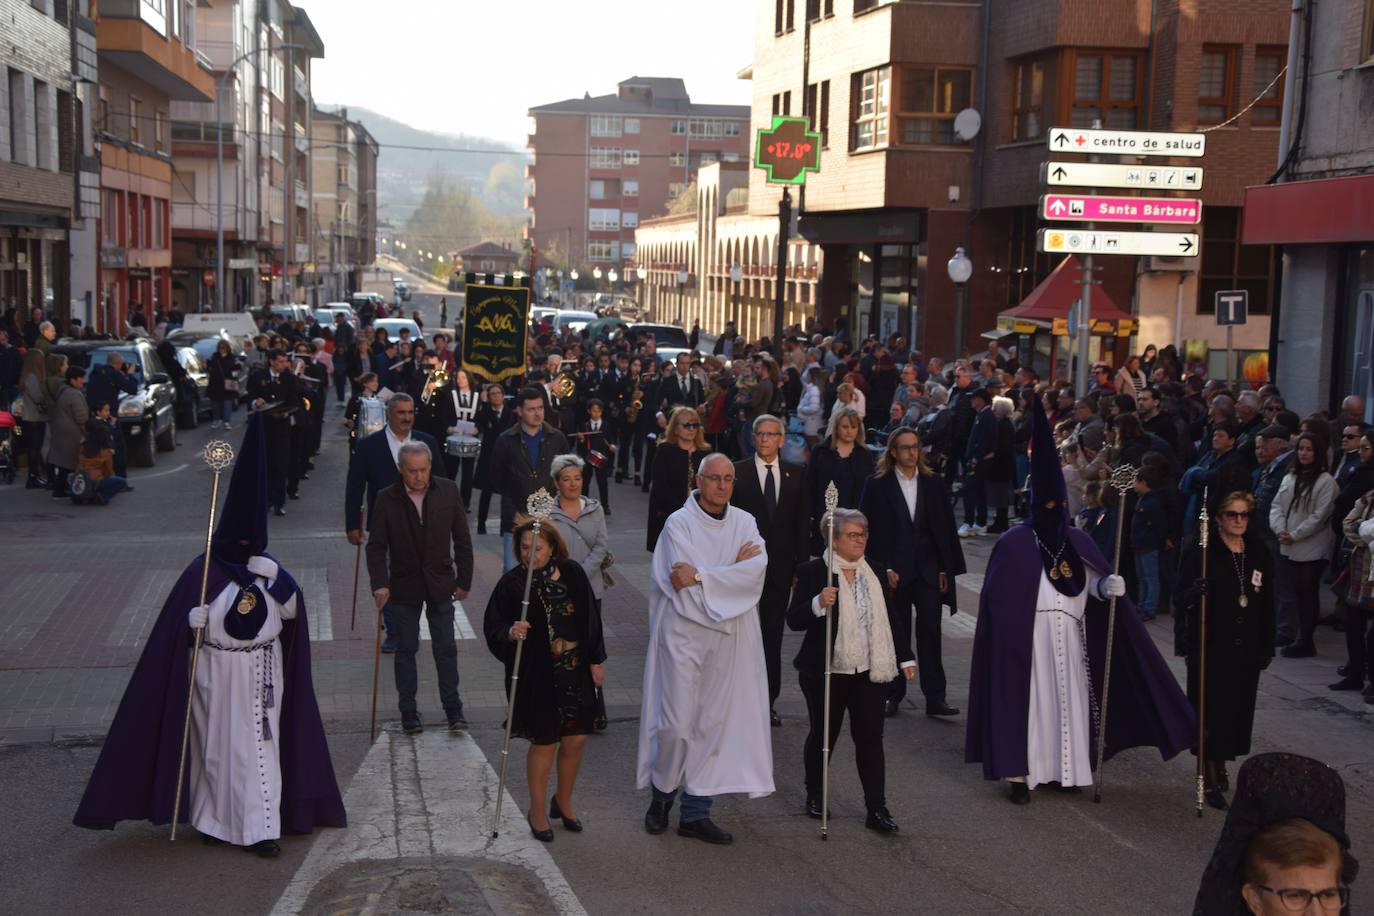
[1215,290,1248,326]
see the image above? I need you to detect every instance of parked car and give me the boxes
[167,329,247,362]
[175,347,214,425]
[393,280,412,302]
[553,310,598,335]
[627,322,694,364]
[372,317,423,343]
[49,339,178,467]
[267,304,314,326]
[314,303,357,329]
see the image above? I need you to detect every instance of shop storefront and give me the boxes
[799,210,925,345]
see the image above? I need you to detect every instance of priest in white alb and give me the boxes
[637,452,772,845]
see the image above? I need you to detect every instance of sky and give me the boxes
[308,0,757,146]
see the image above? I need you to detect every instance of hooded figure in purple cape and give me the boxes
[74,413,345,853]
[964,397,1195,804]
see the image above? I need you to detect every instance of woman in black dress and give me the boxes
[805,404,875,554]
[473,383,515,534]
[645,406,707,551]
[1176,490,1275,811]
[206,339,241,430]
[484,518,605,842]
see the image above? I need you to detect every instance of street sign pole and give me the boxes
[1227,325,1234,387]
[753,117,821,350]
[1075,125,1101,398]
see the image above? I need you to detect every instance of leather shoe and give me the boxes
[528,816,554,843]
[644,798,672,835]
[1337,664,1351,677]
[1280,641,1316,658]
[805,794,824,819]
[883,699,900,718]
[271,505,286,517]
[677,818,732,845]
[446,706,468,732]
[865,807,899,833]
[926,702,960,718]
[1329,676,1365,691]
[381,637,397,654]
[1008,782,1031,805]
[477,523,488,535]
[286,490,300,501]
[1205,787,1229,811]
[249,839,281,858]
[770,707,782,727]
[551,797,583,832]
[402,714,423,735]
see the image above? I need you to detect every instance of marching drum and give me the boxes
[446,434,481,458]
[586,449,611,468]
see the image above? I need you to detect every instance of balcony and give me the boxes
[294,181,309,209]
[293,67,308,99]
[295,242,311,263]
[97,7,216,102]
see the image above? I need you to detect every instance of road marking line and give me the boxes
[107,569,181,648]
[296,567,333,642]
[133,463,190,480]
[0,572,79,653]
[416,601,476,641]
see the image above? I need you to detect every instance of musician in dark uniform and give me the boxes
[412,352,458,478]
[637,359,664,493]
[577,398,616,515]
[294,340,328,467]
[246,348,302,517]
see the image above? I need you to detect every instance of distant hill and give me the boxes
[319,105,528,223]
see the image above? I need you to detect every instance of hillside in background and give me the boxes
[320,105,528,225]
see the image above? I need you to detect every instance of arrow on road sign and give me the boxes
[1052,166,1067,181]
[1179,237,1195,254]
[1054,132,1069,148]
[1049,199,1067,215]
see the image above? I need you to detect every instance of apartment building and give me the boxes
[310,106,378,302]
[1242,2,1374,415]
[0,0,80,333]
[525,77,749,275]
[732,0,1288,376]
[95,0,215,332]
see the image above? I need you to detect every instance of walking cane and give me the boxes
[492,489,555,839]
[820,483,839,840]
[1195,488,1210,817]
[350,510,363,631]
[1093,463,1139,804]
[170,440,236,841]
[369,596,384,743]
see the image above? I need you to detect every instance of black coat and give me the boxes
[786,557,914,676]
[805,438,876,552]
[646,443,702,551]
[988,415,1016,482]
[365,477,473,606]
[487,422,570,534]
[246,367,302,424]
[206,352,240,402]
[730,457,810,592]
[474,401,516,489]
[858,469,966,612]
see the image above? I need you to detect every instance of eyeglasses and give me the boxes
[839,530,869,541]
[1254,884,1348,913]
[680,421,702,430]
[893,443,921,452]
[1220,510,1251,521]
[754,430,783,439]
[699,474,735,486]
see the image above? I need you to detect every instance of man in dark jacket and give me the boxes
[488,386,569,572]
[961,388,995,535]
[87,351,138,414]
[366,441,473,734]
[246,349,303,517]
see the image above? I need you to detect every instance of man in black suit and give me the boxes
[859,427,966,718]
[366,441,473,735]
[345,393,443,652]
[730,413,810,726]
[657,352,703,422]
[246,348,302,517]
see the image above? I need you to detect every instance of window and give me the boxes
[851,66,889,150]
[624,179,638,196]
[1198,207,1272,315]
[57,89,75,173]
[102,189,119,245]
[623,211,639,228]
[152,198,165,248]
[689,118,723,138]
[854,0,882,11]
[98,84,109,132]
[669,151,686,167]
[668,181,686,198]
[775,0,784,34]
[623,149,640,165]
[671,119,687,135]
[1252,46,1285,127]
[1198,46,1238,126]
[589,179,606,199]
[1071,51,1140,129]
[589,208,620,231]
[622,241,636,259]
[1013,56,1051,141]
[724,121,741,137]
[772,93,782,117]
[587,240,616,261]
[699,151,718,165]
[896,67,972,145]
[155,109,166,153]
[127,193,140,247]
[806,0,833,20]
[805,80,831,147]
[129,96,142,145]
[590,146,621,168]
[590,115,622,137]
[786,0,795,31]
[625,118,640,134]
[1366,0,1374,62]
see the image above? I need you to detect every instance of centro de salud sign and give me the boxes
[753,116,821,186]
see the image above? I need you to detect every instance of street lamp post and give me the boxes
[635,266,646,317]
[217,43,303,309]
[677,268,688,325]
[947,247,973,360]
[729,263,743,332]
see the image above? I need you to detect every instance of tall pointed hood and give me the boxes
[211,411,269,568]
[1024,396,1085,596]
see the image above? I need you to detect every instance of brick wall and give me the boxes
[0,0,74,214]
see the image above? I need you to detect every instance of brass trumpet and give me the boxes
[624,375,644,424]
[421,363,450,404]
[551,369,577,400]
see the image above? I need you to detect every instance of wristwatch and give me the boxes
[693,571,702,585]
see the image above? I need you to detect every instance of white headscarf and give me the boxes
[821,548,898,683]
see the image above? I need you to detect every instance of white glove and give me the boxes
[188,605,209,629]
[246,555,278,580]
[1098,575,1126,599]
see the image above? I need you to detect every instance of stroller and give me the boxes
[0,410,15,485]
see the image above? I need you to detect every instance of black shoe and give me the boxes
[1205,787,1229,811]
[299,473,311,481]
[381,637,397,654]
[883,699,900,718]
[1008,783,1031,805]
[644,798,673,835]
[1337,664,1351,677]
[805,794,824,819]
[447,706,468,732]
[865,807,899,833]
[677,818,733,845]
[477,523,487,535]
[272,505,286,517]
[528,816,554,843]
[550,798,583,832]
[1329,676,1365,691]
[249,839,281,858]
[926,702,960,718]
[1280,641,1316,658]
[615,472,624,483]
[402,714,423,735]
[604,506,611,516]
[593,715,608,732]
[770,707,782,727]
[286,490,300,500]
[633,474,641,486]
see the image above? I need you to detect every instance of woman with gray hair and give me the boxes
[786,507,913,833]
[806,405,875,553]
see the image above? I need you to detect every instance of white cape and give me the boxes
[636,494,774,798]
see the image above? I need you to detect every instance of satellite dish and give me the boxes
[954,108,982,142]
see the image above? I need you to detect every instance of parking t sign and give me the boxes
[1215,290,1248,326]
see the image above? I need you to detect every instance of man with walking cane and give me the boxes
[73,415,345,853]
[787,499,911,835]
[965,398,1194,806]
[366,441,474,737]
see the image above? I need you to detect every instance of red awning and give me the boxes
[1242,173,1374,246]
[999,256,1133,324]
